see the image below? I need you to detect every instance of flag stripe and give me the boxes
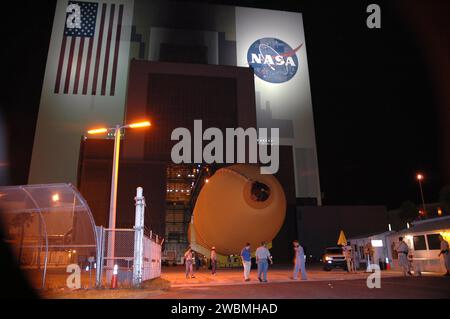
[54,36,68,93]
[55,2,123,96]
[101,4,116,96]
[73,37,85,94]
[64,37,77,94]
[60,36,71,94]
[110,5,124,96]
[82,37,94,95]
[91,3,107,95]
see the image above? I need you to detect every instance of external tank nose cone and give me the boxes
[190,164,286,255]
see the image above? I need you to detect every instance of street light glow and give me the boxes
[87,128,108,135]
[128,121,151,129]
[415,172,426,215]
[52,193,60,202]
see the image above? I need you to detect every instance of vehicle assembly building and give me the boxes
[30,0,319,262]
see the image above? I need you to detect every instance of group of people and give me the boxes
[184,240,308,282]
[395,235,450,276]
[184,235,450,282]
[184,234,450,280]
[237,240,308,282]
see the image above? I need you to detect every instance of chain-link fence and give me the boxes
[98,227,161,288]
[143,232,162,280]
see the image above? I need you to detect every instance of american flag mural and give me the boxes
[54,1,124,96]
[29,0,132,185]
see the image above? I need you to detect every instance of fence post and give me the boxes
[95,226,104,287]
[133,187,145,287]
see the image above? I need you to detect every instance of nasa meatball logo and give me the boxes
[247,38,303,84]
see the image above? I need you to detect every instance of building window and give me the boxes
[413,235,427,251]
[426,234,441,250]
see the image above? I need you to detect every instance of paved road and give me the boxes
[161,264,405,288]
[148,276,450,299]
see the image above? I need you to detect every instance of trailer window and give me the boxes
[413,235,427,250]
[426,234,441,250]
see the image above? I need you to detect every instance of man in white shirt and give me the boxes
[292,240,307,280]
[438,235,450,276]
[342,245,354,273]
[255,241,273,282]
[184,247,195,279]
[395,237,412,276]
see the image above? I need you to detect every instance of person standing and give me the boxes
[184,247,195,279]
[395,237,412,276]
[364,242,374,271]
[240,243,252,281]
[438,235,450,276]
[210,246,217,276]
[255,241,273,282]
[342,245,354,273]
[195,251,201,271]
[351,245,359,270]
[292,240,307,280]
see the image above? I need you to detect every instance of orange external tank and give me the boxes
[189,164,286,256]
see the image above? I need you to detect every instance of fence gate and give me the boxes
[143,232,162,280]
[97,228,162,287]
[96,187,162,287]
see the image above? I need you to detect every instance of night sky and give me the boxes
[0,0,448,210]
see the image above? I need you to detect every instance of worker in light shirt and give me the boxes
[342,245,354,273]
[292,240,307,280]
[395,237,412,276]
[184,247,196,279]
[255,241,273,283]
[438,235,450,276]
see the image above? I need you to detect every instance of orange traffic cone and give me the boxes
[110,264,118,288]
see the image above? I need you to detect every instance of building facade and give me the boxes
[30,0,320,262]
[30,0,321,203]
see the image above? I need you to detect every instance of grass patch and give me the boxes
[41,277,171,299]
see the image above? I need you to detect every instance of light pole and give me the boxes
[416,173,426,216]
[87,120,151,277]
